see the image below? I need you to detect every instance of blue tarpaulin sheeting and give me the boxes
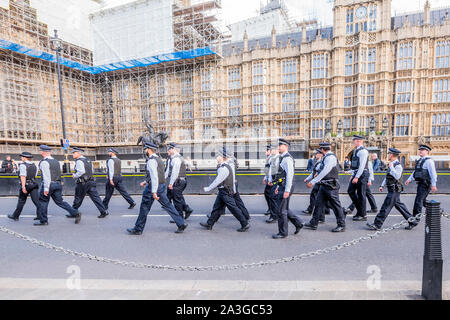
[0,39,216,74]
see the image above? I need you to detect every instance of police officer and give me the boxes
[347,135,370,221]
[165,143,193,220]
[272,139,303,239]
[200,149,249,232]
[367,148,417,231]
[102,148,136,211]
[35,145,80,226]
[225,148,251,220]
[263,145,273,216]
[71,147,109,219]
[8,152,39,221]
[264,145,280,224]
[305,142,346,232]
[405,145,438,221]
[127,143,187,235]
[345,157,378,215]
[303,149,330,222]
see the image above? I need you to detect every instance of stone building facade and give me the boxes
[0,0,449,167]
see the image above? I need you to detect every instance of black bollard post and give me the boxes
[421,200,443,300]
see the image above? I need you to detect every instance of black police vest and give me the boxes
[218,163,234,190]
[413,157,431,183]
[108,157,122,177]
[40,158,61,182]
[320,153,339,181]
[312,161,322,176]
[275,153,294,185]
[22,162,37,182]
[351,147,368,170]
[146,155,166,185]
[76,157,93,180]
[386,162,403,190]
[168,154,186,179]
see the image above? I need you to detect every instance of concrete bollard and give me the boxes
[421,200,443,300]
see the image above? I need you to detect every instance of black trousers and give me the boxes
[38,182,78,223]
[217,183,250,220]
[73,180,107,214]
[413,182,431,217]
[310,183,346,228]
[207,189,248,228]
[268,184,280,220]
[348,185,378,211]
[12,183,39,218]
[167,178,192,215]
[276,185,303,237]
[347,171,369,218]
[307,184,330,217]
[103,176,135,209]
[374,188,413,228]
[135,184,185,232]
[264,184,272,212]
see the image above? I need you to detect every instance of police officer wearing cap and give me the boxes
[165,143,193,220]
[303,149,330,222]
[264,145,280,224]
[102,148,136,211]
[215,147,251,220]
[347,135,370,221]
[367,148,417,231]
[35,145,80,225]
[272,139,303,239]
[8,152,39,221]
[405,145,438,220]
[71,147,109,219]
[305,142,346,232]
[200,149,249,232]
[128,143,187,235]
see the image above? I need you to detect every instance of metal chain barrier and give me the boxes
[0,213,425,272]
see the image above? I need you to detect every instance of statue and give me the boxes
[137,122,169,159]
[137,122,169,149]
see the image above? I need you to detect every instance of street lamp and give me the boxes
[51,29,69,173]
[382,117,389,135]
[325,120,332,135]
[369,117,376,133]
[337,119,343,135]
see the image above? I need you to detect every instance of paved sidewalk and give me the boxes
[0,279,448,300]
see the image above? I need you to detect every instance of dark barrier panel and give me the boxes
[1,172,449,196]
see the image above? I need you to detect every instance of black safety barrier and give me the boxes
[0,172,449,196]
[422,200,443,301]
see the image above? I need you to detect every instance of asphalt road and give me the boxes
[0,193,449,286]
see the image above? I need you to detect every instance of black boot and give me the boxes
[200,222,213,230]
[7,214,19,221]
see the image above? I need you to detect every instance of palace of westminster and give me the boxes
[0,0,449,168]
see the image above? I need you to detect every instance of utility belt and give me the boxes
[352,169,368,177]
[318,179,339,190]
[387,184,403,193]
[414,174,431,185]
[273,176,286,186]
[76,177,94,184]
[21,179,36,185]
[219,186,233,195]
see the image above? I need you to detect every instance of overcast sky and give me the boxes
[1,0,448,49]
[104,0,450,27]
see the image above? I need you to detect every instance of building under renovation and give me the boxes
[0,0,449,169]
